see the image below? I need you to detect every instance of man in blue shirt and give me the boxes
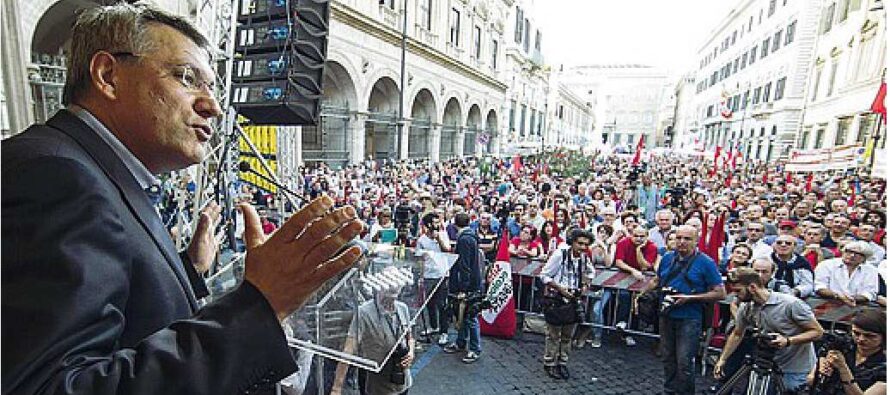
[647,225,726,395]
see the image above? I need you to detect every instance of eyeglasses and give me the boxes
[775,241,795,246]
[112,52,216,93]
[747,228,764,232]
[844,250,866,257]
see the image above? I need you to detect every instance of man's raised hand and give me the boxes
[241,196,364,321]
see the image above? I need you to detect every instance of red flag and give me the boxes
[785,172,793,185]
[724,171,733,188]
[762,167,769,184]
[631,135,645,166]
[871,81,887,123]
[709,146,723,177]
[496,227,511,262]
[698,212,710,252]
[512,155,522,175]
[805,173,814,192]
[705,213,726,264]
[848,182,857,207]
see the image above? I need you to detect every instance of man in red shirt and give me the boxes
[612,226,659,346]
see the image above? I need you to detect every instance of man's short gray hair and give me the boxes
[655,209,674,220]
[63,2,210,105]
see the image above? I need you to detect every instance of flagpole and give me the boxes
[867,112,884,172]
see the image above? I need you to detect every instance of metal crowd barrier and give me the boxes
[510,257,659,339]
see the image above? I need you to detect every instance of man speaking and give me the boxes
[2,3,363,394]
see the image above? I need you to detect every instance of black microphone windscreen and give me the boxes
[238,161,252,172]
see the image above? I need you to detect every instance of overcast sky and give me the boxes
[533,0,737,75]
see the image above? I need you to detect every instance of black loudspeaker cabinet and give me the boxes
[231,0,329,125]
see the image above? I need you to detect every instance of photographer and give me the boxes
[416,212,452,346]
[647,225,726,395]
[715,268,824,393]
[806,308,886,395]
[539,228,596,380]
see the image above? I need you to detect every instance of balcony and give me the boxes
[379,5,400,31]
[414,24,438,47]
[445,43,464,60]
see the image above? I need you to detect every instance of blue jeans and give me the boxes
[660,316,701,394]
[456,315,481,353]
[611,289,633,327]
[591,291,611,338]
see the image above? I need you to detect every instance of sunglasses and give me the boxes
[775,241,795,246]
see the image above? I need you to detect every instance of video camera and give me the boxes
[810,330,857,394]
[745,327,781,365]
[393,204,415,246]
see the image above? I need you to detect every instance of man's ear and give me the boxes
[89,51,122,101]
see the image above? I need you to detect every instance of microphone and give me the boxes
[239,161,309,204]
[238,161,368,258]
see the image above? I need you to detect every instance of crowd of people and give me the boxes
[221,149,887,395]
[13,3,883,395]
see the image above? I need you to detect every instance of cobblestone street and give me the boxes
[411,329,719,395]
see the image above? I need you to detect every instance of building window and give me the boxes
[523,19,530,52]
[839,0,849,22]
[741,52,748,69]
[519,104,527,136]
[449,8,460,46]
[732,30,738,44]
[753,87,762,104]
[473,25,482,58]
[534,30,542,51]
[773,30,782,52]
[815,126,826,148]
[509,100,516,130]
[491,39,498,69]
[827,59,839,96]
[514,7,523,44]
[749,16,754,31]
[742,90,750,109]
[769,0,777,16]
[811,67,822,101]
[835,117,851,145]
[775,77,786,100]
[822,3,836,34]
[800,128,811,149]
[750,46,758,64]
[733,58,739,73]
[418,0,433,30]
[786,20,796,44]
[761,38,770,57]
[381,0,395,9]
[763,82,772,103]
[857,114,875,142]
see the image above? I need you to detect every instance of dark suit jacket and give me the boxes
[2,111,296,394]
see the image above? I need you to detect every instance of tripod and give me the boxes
[716,353,786,395]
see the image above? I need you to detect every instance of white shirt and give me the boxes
[814,258,880,301]
[750,239,774,260]
[415,232,450,279]
[865,241,885,267]
[540,248,595,290]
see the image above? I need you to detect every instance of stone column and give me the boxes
[429,123,441,163]
[349,113,367,165]
[2,0,34,136]
[279,126,302,166]
[398,119,411,161]
[455,126,466,157]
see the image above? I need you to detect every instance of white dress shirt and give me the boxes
[814,258,879,301]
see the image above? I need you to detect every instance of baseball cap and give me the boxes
[778,220,797,229]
